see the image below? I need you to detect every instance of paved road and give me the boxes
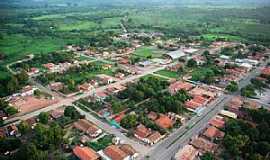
[4,64,167,124]
[146,61,267,160]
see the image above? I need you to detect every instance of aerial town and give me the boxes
[1,0,270,160]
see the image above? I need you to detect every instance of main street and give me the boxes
[4,63,167,124]
[146,60,267,160]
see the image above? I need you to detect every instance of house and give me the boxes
[184,96,208,113]
[95,91,108,101]
[49,82,64,91]
[73,146,100,160]
[147,131,162,145]
[243,99,260,110]
[100,145,129,160]
[78,83,94,92]
[21,85,37,97]
[74,119,102,138]
[80,135,91,144]
[192,55,206,65]
[219,110,237,119]
[226,96,243,115]
[189,87,216,100]
[28,67,39,76]
[115,73,125,79]
[50,108,64,119]
[7,125,20,137]
[119,144,138,160]
[174,145,199,160]
[203,126,225,141]
[134,124,152,143]
[43,63,55,71]
[208,116,225,129]
[138,61,153,67]
[155,114,173,129]
[169,81,194,94]
[97,74,117,85]
[167,63,182,72]
[190,137,217,153]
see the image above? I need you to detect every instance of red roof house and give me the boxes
[73,146,100,160]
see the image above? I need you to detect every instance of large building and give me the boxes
[163,50,186,60]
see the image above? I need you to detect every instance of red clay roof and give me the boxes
[73,146,100,160]
[134,124,151,138]
[185,100,201,110]
[190,137,217,153]
[119,144,137,156]
[192,96,207,105]
[104,145,128,160]
[169,81,194,94]
[155,114,173,129]
[209,116,225,128]
[147,131,162,143]
[203,126,225,139]
[73,119,99,135]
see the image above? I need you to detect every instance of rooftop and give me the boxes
[203,126,225,139]
[174,144,199,160]
[134,124,151,138]
[190,137,217,153]
[104,145,128,160]
[169,81,194,94]
[155,114,173,129]
[73,146,100,160]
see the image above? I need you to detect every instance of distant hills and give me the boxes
[2,0,270,8]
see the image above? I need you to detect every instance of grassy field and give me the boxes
[133,46,164,58]
[155,69,180,79]
[0,34,65,64]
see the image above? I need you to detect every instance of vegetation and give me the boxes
[223,108,270,160]
[191,65,224,84]
[226,81,239,92]
[87,135,114,151]
[38,112,49,124]
[118,76,168,102]
[64,106,81,120]
[120,114,137,129]
[241,84,257,98]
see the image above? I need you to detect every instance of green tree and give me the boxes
[17,70,29,85]
[15,143,48,160]
[187,59,197,68]
[226,81,239,92]
[18,121,31,134]
[7,76,19,94]
[64,106,80,120]
[38,112,49,124]
[201,152,215,160]
[120,114,137,129]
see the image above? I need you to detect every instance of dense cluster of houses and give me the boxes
[173,94,265,160]
[73,143,138,160]
[169,80,219,114]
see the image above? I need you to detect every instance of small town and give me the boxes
[1,1,270,160]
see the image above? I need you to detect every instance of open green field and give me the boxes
[155,69,180,79]
[133,46,164,58]
[0,34,65,63]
